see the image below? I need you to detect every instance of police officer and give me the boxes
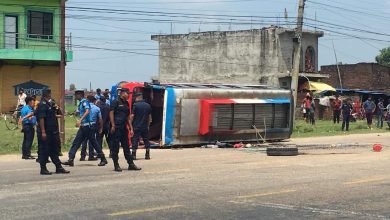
[80,96,102,161]
[63,90,108,167]
[97,96,111,154]
[20,96,36,160]
[110,88,141,172]
[36,89,69,175]
[131,93,152,160]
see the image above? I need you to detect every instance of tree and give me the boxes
[375,47,390,67]
[69,83,76,91]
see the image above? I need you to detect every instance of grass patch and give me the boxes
[292,119,388,138]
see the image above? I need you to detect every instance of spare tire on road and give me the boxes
[266,147,298,156]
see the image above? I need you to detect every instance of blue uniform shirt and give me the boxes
[78,98,91,124]
[89,103,102,123]
[21,105,36,125]
[95,94,102,101]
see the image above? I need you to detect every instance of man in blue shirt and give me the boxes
[95,88,102,101]
[80,96,103,161]
[363,96,376,129]
[20,96,36,160]
[63,90,108,167]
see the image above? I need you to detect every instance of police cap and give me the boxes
[42,89,52,97]
[74,90,85,95]
[118,87,130,94]
[87,95,96,103]
[134,92,143,97]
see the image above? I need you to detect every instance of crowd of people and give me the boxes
[16,87,152,175]
[302,93,390,131]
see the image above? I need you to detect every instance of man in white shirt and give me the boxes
[17,88,27,107]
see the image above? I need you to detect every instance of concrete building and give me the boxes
[152,27,325,88]
[0,0,72,112]
[321,63,390,93]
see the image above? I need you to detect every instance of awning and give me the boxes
[300,82,336,92]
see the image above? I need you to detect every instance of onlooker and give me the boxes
[95,88,102,101]
[341,98,353,132]
[20,96,36,160]
[31,95,39,110]
[386,99,390,129]
[309,97,316,126]
[302,93,311,123]
[363,96,376,129]
[103,91,110,106]
[332,94,342,124]
[17,88,27,107]
[376,98,385,129]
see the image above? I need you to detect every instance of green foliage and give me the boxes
[69,83,76,91]
[375,47,390,67]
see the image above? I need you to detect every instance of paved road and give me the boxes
[1,147,389,220]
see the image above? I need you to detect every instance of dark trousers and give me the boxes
[376,114,384,128]
[97,127,110,150]
[22,124,34,157]
[132,127,151,151]
[366,112,373,125]
[333,110,341,124]
[38,131,62,167]
[80,132,97,158]
[110,126,133,164]
[342,114,350,131]
[68,125,104,160]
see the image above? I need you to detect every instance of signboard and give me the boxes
[13,80,49,96]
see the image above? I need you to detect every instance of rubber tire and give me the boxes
[266,147,298,156]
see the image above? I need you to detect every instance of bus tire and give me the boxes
[266,147,298,156]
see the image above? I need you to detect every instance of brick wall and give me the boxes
[321,63,390,92]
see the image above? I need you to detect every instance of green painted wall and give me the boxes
[0,0,61,50]
[0,0,72,62]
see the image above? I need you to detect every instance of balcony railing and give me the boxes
[1,33,72,51]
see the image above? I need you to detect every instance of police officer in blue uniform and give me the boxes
[20,96,36,160]
[63,90,108,167]
[131,93,152,160]
[36,89,69,175]
[109,88,141,172]
[80,96,102,161]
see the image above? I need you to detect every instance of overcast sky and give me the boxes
[65,0,390,90]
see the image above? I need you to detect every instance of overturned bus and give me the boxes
[110,82,293,147]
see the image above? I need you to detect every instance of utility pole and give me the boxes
[59,0,66,144]
[291,0,306,123]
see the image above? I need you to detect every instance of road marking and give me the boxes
[108,205,183,217]
[0,168,36,173]
[144,169,190,174]
[344,177,387,185]
[253,203,390,219]
[235,189,296,199]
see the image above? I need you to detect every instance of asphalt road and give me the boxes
[0,147,389,220]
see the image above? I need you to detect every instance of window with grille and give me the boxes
[27,11,53,39]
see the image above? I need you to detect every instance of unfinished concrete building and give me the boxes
[151,27,325,88]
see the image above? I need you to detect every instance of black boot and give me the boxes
[145,149,150,160]
[40,165,52,175]
[56,166,70,174]
[128,163,141,171]
[98,155,108,166]
[62,159,74,167]
[132,150,137,160]
[113,161,122,172]
[80,157,86,161]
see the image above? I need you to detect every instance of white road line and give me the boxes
[108,205,183,217]
[253,203,390,220]
[235,189,297,199]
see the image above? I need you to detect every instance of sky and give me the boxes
[65,0,390,90]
